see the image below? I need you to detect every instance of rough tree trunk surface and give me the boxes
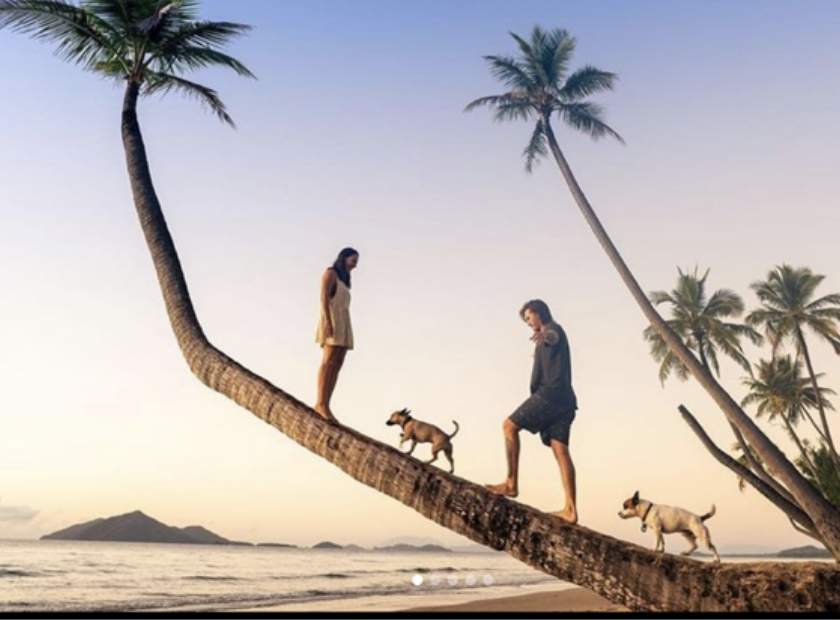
[120,91,840,612]
[152,338,840,612]
[197,363,840,612]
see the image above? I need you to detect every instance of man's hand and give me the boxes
[530,327,559,346]
[324,322,334,339]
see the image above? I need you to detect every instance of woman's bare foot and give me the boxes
[550,506,578,525]
[485,481,518,498]
[314,404,338,424]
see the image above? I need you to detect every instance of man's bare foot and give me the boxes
[314,404,338,424]
[550,507,578,525]
[485,481,518,497]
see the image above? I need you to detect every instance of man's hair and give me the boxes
[519,299,553,323]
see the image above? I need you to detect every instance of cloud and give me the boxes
[0,499,38,522]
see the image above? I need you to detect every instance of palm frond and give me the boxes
[704,288,745,318]
[464,92,533,118]
[0,0,125,71]
[483,54,534,90]
[556,102,625,143]
[544,27,575,83]
[523,119,547,173]
[560,65,617,101]
[144,71,234,126]
[151,45,255,77]
[649,290,676,306]
[509,29,548,87]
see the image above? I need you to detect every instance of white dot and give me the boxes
[430,575,441,586]
[483,574,495,586]
[447,575,459,586]
[411,574,424,587]
[465,574,477,586]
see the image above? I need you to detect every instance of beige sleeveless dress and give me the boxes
[316,277,354,349]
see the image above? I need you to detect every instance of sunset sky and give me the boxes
[2,0,840,552]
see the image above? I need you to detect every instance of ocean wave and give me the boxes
[183,575,241,581]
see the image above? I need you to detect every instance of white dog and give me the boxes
[618,491,719,562]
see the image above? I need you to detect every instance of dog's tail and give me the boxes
[447,420,460,439]
[700,504,716,521]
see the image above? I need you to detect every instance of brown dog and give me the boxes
[386,408,460,473]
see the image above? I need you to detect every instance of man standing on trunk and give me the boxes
[486,299,579,524]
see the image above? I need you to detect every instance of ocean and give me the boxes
[1,540,826,612]
[0,539,567,613]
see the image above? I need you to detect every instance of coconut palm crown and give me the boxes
[644,267,763,384]
[465,25,624,172]
[0,0,255,125]
[741,356,834,426]
[747,264,840,355]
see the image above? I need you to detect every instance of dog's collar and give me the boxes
[400,414,413,427]
[638,501,654,533]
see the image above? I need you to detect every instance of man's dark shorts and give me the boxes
[509,394,576,447]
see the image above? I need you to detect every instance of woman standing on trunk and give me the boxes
[314,247,359,423]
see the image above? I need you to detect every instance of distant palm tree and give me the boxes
[797,442,840,508]
[466,25,840,557]
[747,265,840,468]
[644,267,762,384]
[742,356,835,478]
[644,267,765,484]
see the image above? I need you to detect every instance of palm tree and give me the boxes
[4,6,840,608]
[747,265,840,469]
[644,267,775,495]
[742,356,836,479]
[644,267,761,383]
[798,442,840,508]
[466,25,840,557]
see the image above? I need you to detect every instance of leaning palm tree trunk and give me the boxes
[796,327,840,469]
[540,116,840,559]
[698,341,795,503]
[120,85,840,610]
[678,405,820,540]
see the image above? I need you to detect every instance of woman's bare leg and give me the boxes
[315,346,340,422]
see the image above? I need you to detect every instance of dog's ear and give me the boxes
[632,491,640,505]
[403,408,411,415]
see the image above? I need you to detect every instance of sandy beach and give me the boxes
[406,587,628,613]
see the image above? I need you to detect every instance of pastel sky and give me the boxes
[2,0,839,551]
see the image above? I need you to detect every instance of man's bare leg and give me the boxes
[549,439,578,524]
[485,419,520,497]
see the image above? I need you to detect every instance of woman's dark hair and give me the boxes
[331,247,359,288]
[519,299,553,323]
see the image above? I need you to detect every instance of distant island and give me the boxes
[41,511,250,546]
[374,543,451,553]
[44,511,825,558]
[311,540,451,553]
[39,513,454,551]
[776,545,832,559]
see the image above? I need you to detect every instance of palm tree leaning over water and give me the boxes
[747,264,840,471]
[466,25,840,556]
[4,5,840,608]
